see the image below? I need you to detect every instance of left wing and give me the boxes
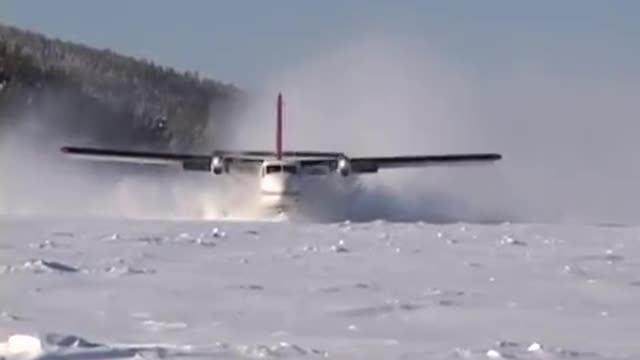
[350,153,502,172]
[300,153,502,174]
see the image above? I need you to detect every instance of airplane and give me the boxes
[60,93,502,220]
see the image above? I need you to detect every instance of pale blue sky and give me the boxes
[1,1,638,88]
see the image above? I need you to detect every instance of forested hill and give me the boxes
[0,23,245,152]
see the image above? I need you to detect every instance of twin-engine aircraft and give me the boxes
[61,93,502,218]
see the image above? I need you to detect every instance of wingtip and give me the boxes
[60,145,81,154]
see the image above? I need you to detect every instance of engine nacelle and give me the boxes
[211,156,226,175]
[336,157,351,177]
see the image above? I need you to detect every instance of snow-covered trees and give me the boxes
[0,23,244,152]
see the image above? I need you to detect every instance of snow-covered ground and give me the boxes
[1,217,639,359]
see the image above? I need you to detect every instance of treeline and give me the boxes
[0,23,245,152]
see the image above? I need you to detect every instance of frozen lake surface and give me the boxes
[1,217,639,359]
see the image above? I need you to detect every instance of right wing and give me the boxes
[60,146,344,172]
[61,146,216,171]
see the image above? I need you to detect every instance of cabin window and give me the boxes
[265,165,298,175]
[265,165,279,174]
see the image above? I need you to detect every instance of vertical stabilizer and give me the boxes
[276,92,283,160]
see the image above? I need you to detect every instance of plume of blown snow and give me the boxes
[225,34,640,225]
[0,110,256,220]
[225,36,511,223]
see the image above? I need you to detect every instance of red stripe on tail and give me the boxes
[276,92,283,160]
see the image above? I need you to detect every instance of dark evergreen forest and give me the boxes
[0,23,246,152]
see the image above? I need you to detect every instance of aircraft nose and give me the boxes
[260,174,299,212]
[260,174,300,196]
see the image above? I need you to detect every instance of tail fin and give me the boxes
[276,92,283,160]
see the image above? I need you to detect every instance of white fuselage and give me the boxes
[255,159,361,221]
[259,160,301,212]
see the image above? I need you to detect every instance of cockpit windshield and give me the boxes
[265,164,298,175]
